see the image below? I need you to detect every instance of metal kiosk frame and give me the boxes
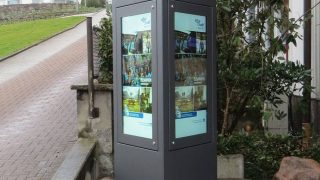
[113,0,217,179]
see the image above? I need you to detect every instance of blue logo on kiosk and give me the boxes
[177,112,197,119]
[128,112,144,118]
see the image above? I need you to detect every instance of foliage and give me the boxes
[96,9,113,83]
[81,0,105,8]
[217,0,312,135]
[218,133,320,179]
[0,5,98,24]
[0,16,85,58]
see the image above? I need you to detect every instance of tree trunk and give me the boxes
[288,94,294,134]
[228,94,251,134]
[221,89,231,135]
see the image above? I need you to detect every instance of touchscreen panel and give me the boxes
[122,13,153,139]
[174,12,207,138]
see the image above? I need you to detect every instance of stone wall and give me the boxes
[52,138,97,180]
[71,84,114,178]
[0,3,76,22]
[265,95,289,135]
[217,154,244,179]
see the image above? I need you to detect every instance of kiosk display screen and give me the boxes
[121,13,152,139]
[174,12,207,138]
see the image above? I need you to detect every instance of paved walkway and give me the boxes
[0,11,106,180]
[0,10,106,84]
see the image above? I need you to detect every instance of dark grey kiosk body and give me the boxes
[112,0,217,179]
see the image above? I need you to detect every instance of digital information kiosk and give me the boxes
[113,0,216,179]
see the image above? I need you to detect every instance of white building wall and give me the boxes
[289,0,320,99]
[289,1,305,96]
[265,95,289,135]
[267,0,320,134]
[0,0,8,5]
[311,0,320,99]
[289,1,305,65]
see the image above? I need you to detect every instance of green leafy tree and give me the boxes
[217,0,312,135]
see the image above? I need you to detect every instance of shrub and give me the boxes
[96,9,113,83]
[218,133,320,179]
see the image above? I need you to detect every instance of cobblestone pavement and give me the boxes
[0,11,106,180]
[0,37,87,180]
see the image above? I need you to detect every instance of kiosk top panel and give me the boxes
[113,0,215,8]
[176,0,214,7]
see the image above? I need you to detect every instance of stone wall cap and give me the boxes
[71,83,113,91]
[218,154,244,158]
[218,179,249,180]
[52,138,96,180]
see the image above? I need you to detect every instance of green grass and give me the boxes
[0,16,85,58]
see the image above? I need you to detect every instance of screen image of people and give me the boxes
[175,57,206,86]
[140,87,152,113]
[122,54,152,87]
[175,12,208,138]
[122,13,153,139]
